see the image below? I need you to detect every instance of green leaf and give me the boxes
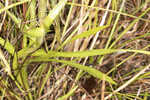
[30,58,117,85]
[69,25,108,42]
[38,64,52,96]
[32,49,118,58]
[42,0,68,30]
[57,86,78,100]
[25,27,45,38]
[18,47,38,58]
[24,0,68,47]
[0,37,15,55]
[32,49,150,58]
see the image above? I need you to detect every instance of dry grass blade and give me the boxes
[1,0,150,99]
[105,64,150,99]
[0,49,11,75]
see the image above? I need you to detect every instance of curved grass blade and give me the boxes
[17,47,38,58]
[109,7,150,49]
[105,64,150,99]
[68,25,108,43]
[57,86,78,100]
[29,58,117,85]
[31,49,118,58]
[115,32,150,49]
[0,0,30,14]
[31,49,150,58]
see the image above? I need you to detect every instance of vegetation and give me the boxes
[0,0,150,99]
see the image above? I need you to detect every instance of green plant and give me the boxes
[0,0,150,100]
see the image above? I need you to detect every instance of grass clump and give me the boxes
[0,0,150,100]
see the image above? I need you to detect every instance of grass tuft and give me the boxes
[0,0,150,99]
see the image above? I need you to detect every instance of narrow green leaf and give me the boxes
[144,92,149,100]
[38,65,52,97]
[12,53,18,75]
[18,47,38,58]
[137,72,150,79]
[0,37,15,55]
[29,0,36,27]
[30,58,117,84]
[69,25,108,42]
[32,49,118,58]
[21,63,33,100]
[42,0,68,30]
[57,86,78,100]
[32,49,150,58]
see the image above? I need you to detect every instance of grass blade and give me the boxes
[0,37,15,55]
[31,49,118,58]
[29,58,117,85]
[24,0,68,47]
[42,0,68,30]
[0,0,30,14]
[57,86,78,100]
[31,48,150,58]
[69,25,108,43]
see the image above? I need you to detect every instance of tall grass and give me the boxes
[0,0,150,100]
